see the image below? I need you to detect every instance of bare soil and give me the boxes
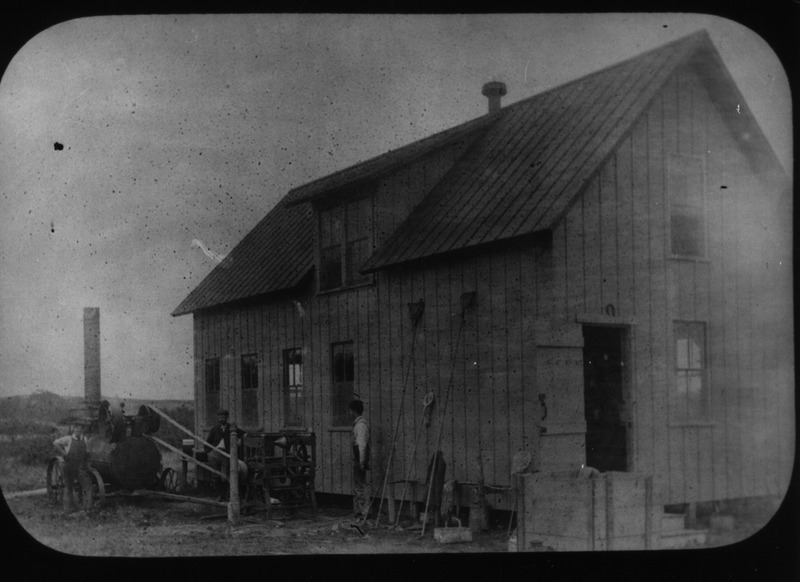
[3,492,510,557]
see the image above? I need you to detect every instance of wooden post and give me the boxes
[471,453,488,533]
[228,424,240,524]
[181,457,188,492]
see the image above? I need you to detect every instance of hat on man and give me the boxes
[218,409,229,417]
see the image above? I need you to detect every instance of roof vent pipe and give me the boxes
[482,81,507,114]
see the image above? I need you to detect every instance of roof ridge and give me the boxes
[498,29,709,116]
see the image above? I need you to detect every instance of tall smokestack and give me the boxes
[482,81,507,114]
[84,307,101,406]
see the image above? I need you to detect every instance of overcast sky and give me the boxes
[0,13,791,401]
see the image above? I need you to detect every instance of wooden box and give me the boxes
[515,470,655,551]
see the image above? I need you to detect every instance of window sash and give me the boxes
[673,322,708,420]
[319,195,373,291]
[283,348,304,427]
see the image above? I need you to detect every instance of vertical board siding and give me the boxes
[190,69,790,508]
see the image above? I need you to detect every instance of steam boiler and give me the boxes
[45,308,170,507]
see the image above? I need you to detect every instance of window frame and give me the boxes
[667,153,708,260]
[671,321,709,421]
[283,348,305,427]
[330,341,355,427]
[318,193,374,293]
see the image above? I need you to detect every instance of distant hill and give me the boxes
[0,391,193,425]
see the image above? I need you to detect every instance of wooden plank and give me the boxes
[424,264,446,469]
[193,314,203,437]
[449,261,469,481]
[377,273,393,480]
[505,248,525,463]
[615,134,636,318]
[491,252,511,484]
[599,157,618,314]
[721,168,742,501]
[630,117,652,477]
[565,182,588,315]
[647,94,672,503]
[683,425,700,502]
[705,110,728,501]
[476,252,495,482]
[520,245,539,464]
[461,257,480,483]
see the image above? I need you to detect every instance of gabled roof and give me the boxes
[173,30,784,315]
[362,29,783,272]
[171,198,313,316]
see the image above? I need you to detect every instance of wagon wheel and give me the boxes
[90,468,106,505]
[78,468,105,508]
[160,467,180,494]
[46,458,65,506]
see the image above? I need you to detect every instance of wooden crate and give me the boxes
[515,471,655,551]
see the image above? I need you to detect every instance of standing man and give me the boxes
[349,399,370,519]
[205,410,245,500]
[53,421,93,513]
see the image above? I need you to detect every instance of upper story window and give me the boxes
[668,154,707,259]
[319,195,373,292]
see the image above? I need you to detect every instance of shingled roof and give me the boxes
[171,198,313,316]
[173,30,781,315]
[361,29,779,272]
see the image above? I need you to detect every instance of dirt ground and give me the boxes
[3,491,511,557]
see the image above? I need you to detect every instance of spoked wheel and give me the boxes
[90,468,105,506]
[46,458,65,506]
[160,467,181,494]
[77,468,105,508]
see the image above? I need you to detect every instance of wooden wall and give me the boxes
[551,68,793,505]
[191,68,792,508]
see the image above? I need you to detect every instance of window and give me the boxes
[668,155,706,258]
[241,354,259,427]
[204,358,220,425]
[319,195,373,291]
[283,348,304,427]
[672,321,708,420]
[331,341,355,426]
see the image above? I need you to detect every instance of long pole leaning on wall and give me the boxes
[420,291,475,537]
[367,300,425,526]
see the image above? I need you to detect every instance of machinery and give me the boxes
[185,430,318,518]
[45,403,171,507]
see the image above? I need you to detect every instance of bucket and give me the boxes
[433,517,473,544]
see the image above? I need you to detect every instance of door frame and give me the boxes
[581,323,633,472]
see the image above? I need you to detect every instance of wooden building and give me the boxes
[172,31,793,511]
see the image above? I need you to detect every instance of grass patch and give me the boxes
[0,457,46,493]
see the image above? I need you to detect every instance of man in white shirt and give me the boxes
[53,422,93,513]
[349,399,370,518]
